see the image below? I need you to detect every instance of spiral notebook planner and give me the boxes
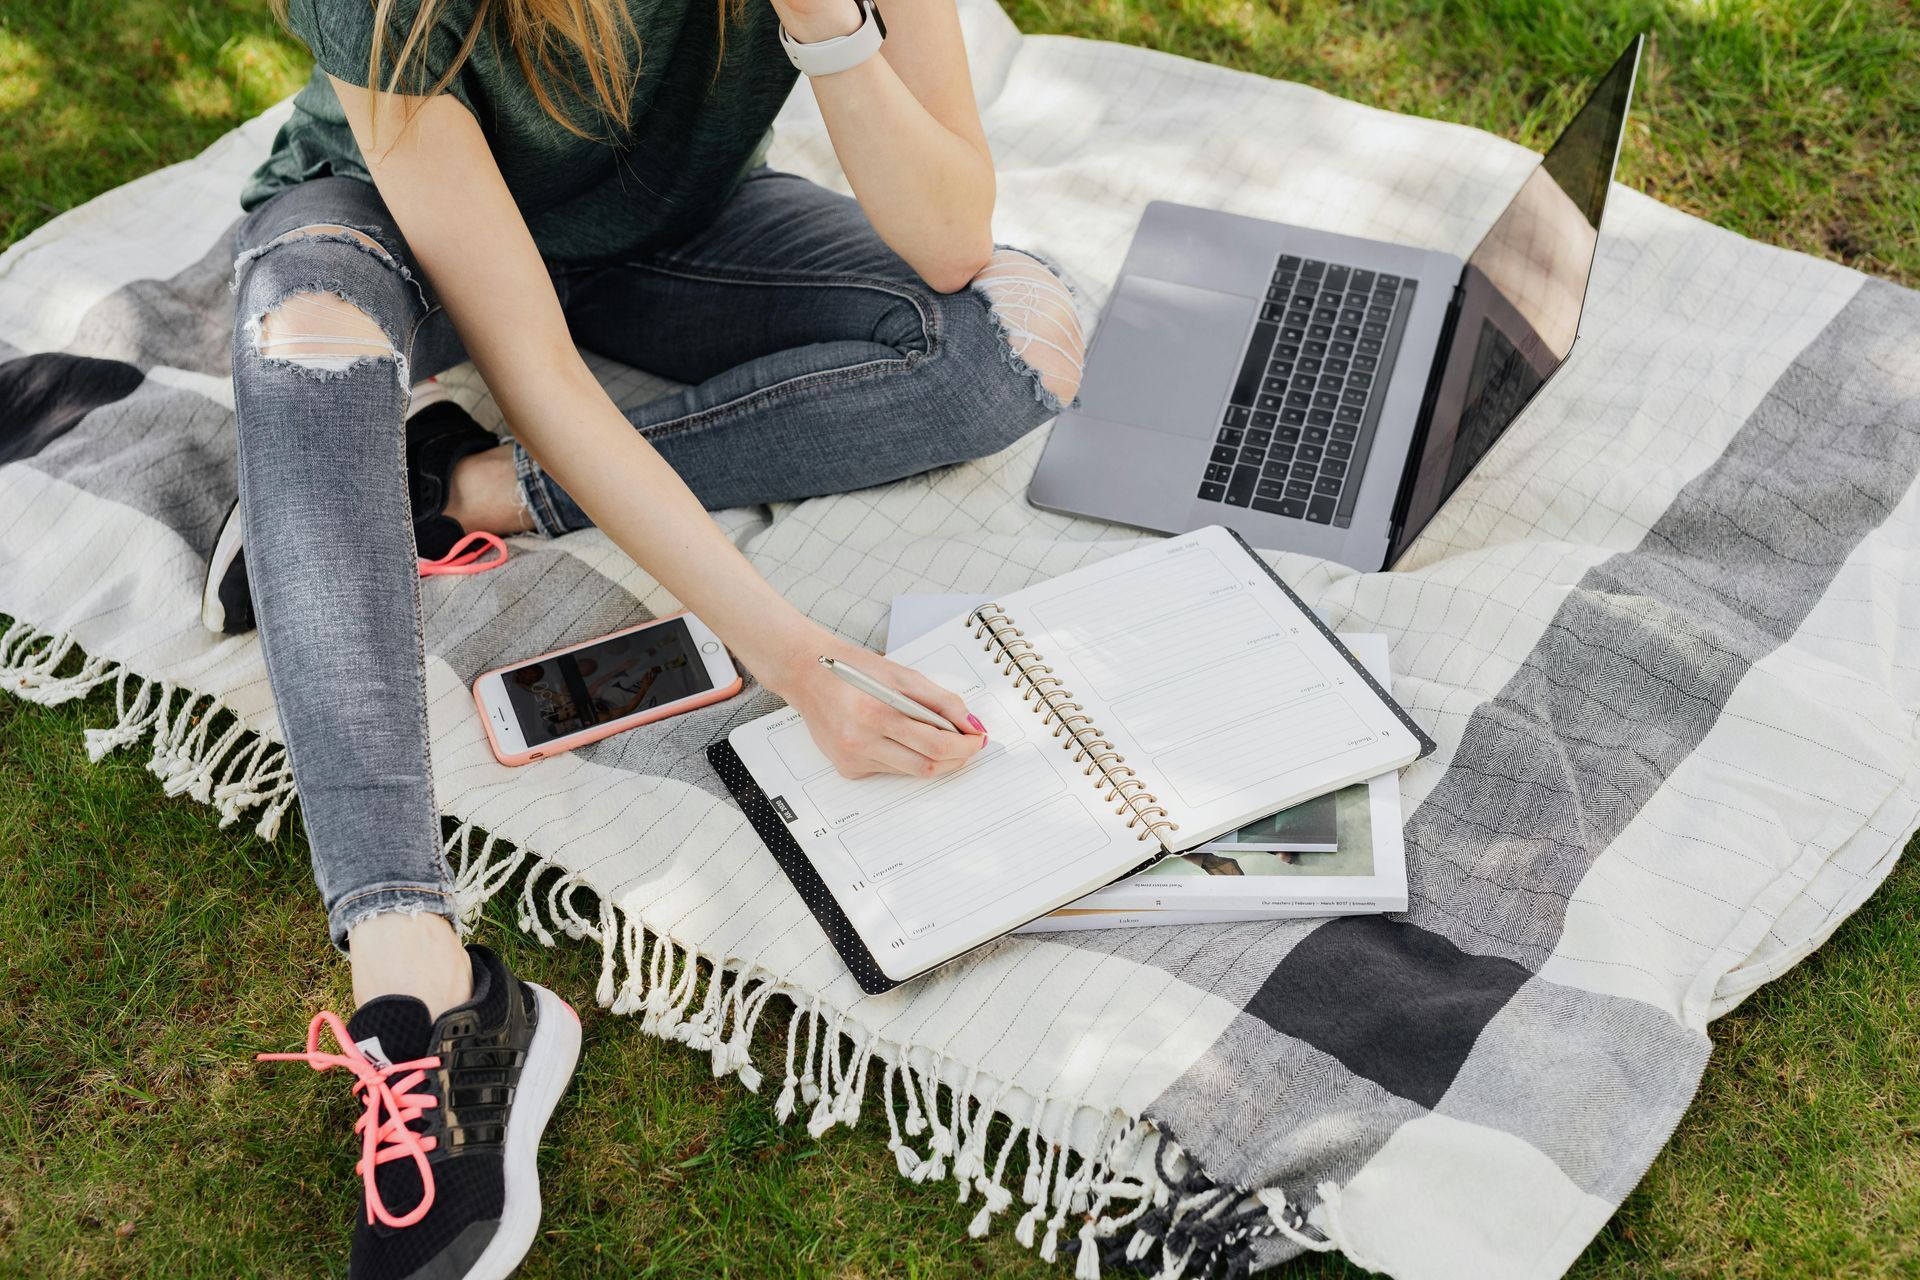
[711,526,1434,992]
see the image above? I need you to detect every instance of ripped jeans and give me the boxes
[229,170,1085,948]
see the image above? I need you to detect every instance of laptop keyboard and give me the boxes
[1198,254,1414,525]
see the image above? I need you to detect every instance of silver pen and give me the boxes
[818,655,967,734]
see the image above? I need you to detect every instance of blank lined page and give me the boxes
[999,525,1426,847]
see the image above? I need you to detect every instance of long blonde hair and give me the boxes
[275,0,741,143]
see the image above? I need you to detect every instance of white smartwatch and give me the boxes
[779,0,887,77]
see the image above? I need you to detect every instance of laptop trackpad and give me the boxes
[1079,275,1258,439]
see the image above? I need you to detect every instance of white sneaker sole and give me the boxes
[463,982,582,1280]
[200,503,247,634]
[407,375,452,417]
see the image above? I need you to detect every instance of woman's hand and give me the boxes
[768,633,988,779]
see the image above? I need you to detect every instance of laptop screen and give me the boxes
[1388,37,1642,565]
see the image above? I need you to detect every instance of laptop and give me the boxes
[1029,37,1644,571]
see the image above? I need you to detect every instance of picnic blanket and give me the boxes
[5,3,1919,1276]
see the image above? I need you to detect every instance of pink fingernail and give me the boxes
[967,715,987,737]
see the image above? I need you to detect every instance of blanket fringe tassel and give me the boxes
[4,617,1337,1278]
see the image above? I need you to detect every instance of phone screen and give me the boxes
[501,618,714,747]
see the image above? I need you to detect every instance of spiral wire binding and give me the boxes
[969,605,1179,849]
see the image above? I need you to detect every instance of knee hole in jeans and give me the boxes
[264,222,392,260]
[251,289,395,370]
[969,248,1086,410]
[241,224,412,380]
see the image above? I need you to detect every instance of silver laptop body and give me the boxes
[1029,38,1644,572]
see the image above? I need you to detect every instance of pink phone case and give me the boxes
[473,610,744,767]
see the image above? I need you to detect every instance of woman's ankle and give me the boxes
[348,910,475,1020]
[443,443,535,536]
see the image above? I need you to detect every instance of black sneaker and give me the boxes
[201,494,254,634]
[405,398,500,561]
[258,945,582,1280]
[202,384,500,634]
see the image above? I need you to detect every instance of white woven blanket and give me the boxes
[5,4,1917,1276]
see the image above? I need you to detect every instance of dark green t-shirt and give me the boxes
[240,0,798,263]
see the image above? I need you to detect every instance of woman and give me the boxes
[226,0,1083,1272]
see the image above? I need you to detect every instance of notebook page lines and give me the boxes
[833,744,1060,876]
[866,791,1120,942]
[1024,539,1245,651]
[1105,644,1326,754]
[1155,694,1373,810]
[1066,593,1280,703]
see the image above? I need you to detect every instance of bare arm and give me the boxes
[776,0,995,291]
[333,82,983,777]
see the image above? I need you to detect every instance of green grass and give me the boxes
[2,0,1918,1276]
[997,0,1920,285]
[5,0,1914,282]
[0,1,308,250]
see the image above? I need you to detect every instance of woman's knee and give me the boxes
[912,247,1085,464]
[233,223,420,389]
[966,247,1086,411]
[251,290,393,368]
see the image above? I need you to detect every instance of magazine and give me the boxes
[1194,789,1339,853]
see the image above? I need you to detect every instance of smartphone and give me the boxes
[472,611,742,766]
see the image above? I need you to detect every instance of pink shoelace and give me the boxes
[419,530,509,578]
[258,1011,445,1229]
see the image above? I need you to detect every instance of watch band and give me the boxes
[779,0,886,77]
